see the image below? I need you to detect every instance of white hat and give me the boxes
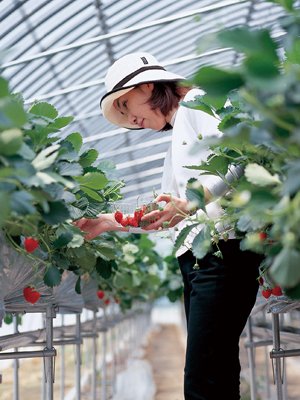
[100,52,185,129]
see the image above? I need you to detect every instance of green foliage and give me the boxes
[186,3,300,297]
[0,75,179,310]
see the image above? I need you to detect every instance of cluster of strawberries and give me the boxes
[259,276,283,299]
[262,285,283,299]
[114,203,157,228]
[97,290,120,305]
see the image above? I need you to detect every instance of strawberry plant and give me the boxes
[181,0,300,298]
[0,69,182,311]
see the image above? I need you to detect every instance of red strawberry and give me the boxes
[97,290,105,300]
[128,216,138,227]
[114,210,123,224]
[23,286,41,304]
[120,215,130,227]
[258,232,267,241]
[104,298,110,305]
[134,208,144,224]
[24,237,39,253]
[272,286,283,296]
[262,288,272,299]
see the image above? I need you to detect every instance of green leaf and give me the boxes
[58,162,83,177]
[191,226,212,260]
[29,102,58,119]
[185,178,206,211]
[270,247,300,287]
[245,163,281,186]
[181,99,215,117]
[0,98,27,129]
[79,149,99,168]
[67,234,84,248]
[41,201,70,225]
[174,223,200,252]
[75,276,81,294]
[284,283,300,300]
[0,192,11,227]
[65,132,83,152]
[286,38,300,63]
[244,56,280,81]
[11,191,36,215]
[80,187,104,202]
[95,258,112,279]
[96,242,116,260]
[113,272,133,289]
[49,116,74,129]
[0,129,23,156]
[75,172,108,190]
[52,232,73,249]
[266,0,294,12]
[32,144,60,170]
[0,77,9,97]
[192,66,244,97]
[282,161,300,195]
[218,27,278,62]
[43,265,62,287]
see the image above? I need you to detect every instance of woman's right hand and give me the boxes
[74,213,128,240]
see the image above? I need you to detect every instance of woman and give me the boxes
[76,52,263,400]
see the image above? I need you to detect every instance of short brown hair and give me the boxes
[147,82,187,131]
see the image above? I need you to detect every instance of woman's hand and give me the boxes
[141,194,191,231]
[74,213,128,240]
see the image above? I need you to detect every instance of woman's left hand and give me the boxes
[141,194,190,230]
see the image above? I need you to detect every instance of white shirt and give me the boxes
[161,88,238,257]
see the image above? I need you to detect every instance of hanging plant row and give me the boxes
[179,0,300,299]
[0,74,182,312]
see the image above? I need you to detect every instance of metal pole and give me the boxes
[91,311,97,400]
[13,315,19,400]
[246,317,257,400]
[60,314,65,400]
[45,307,55,400]
[271,313,283,400]
[101,309,107,400]
[75,314,81,400]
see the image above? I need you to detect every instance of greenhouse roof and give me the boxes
[0,0,294,201]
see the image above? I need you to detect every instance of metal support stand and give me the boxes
[75,313,81,400]
[270,313,284,400]
[60,314,65,400]
[44,307,56,400]
[13,315,19,400]
[246,317,257,400]
[101,309,107,400]
[91,311,97,400]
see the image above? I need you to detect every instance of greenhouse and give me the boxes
[1,0,300,399]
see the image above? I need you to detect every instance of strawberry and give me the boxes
[134,208,144,224]
[97,290,105,300]
[114,210,123,224]
[272,286,283,296]
[258,276,264,286]
[258,232,267,241]
[262,288,272,299]
[120,215,130,227]
[128,216,138,227]
[24,237,39,253]
[23,286,41,304]
[104,298,110,305]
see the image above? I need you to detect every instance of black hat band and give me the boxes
[112,65,166,90]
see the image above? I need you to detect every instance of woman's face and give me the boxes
[113,83,167,130]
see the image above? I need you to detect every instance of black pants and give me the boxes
[177,240,263,400]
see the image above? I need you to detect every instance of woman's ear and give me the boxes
[139,83,154,94]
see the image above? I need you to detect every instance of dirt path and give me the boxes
[144,324,185,400]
